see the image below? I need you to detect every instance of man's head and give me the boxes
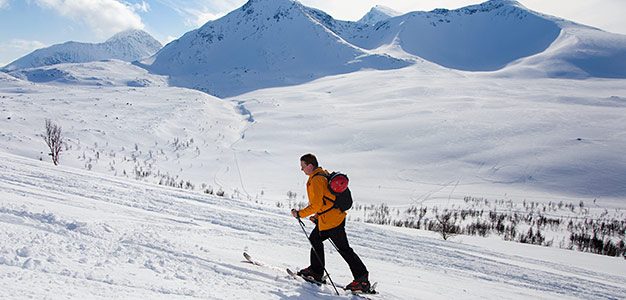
[300,153,318,175]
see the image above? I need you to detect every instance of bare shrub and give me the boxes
[43,119,64,165]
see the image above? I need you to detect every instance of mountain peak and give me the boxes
[490,0,524,6]
[106,29,155,43]
[464,0,525,12]
[240,0,299,12]
[141,0,410,97]
[358,5,402,24]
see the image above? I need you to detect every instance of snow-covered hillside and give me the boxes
[1,151,625,299]
[499,23,626,79]
[2,56,625,211]
[2,30,162,71]
[0,60,247,198]
[227,66,626,205]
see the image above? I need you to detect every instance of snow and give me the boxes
[1,56,625,300]
[227,66,626,204]
[1,0,626,298]
[1,152,625,299]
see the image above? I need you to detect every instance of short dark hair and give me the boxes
[300,153,318,168]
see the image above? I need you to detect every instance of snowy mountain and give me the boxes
[340,0,560,71]
[2,30,162,71]
[342,0,626,74]
[138,0,411,97]
[357,5,401,25]
[140,0,626,97]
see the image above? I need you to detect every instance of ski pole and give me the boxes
[295,216,340,296]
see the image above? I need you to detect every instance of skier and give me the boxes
[291,153,371,292]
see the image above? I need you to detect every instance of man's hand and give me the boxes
[309,216,317,224]
[291,209,299,218]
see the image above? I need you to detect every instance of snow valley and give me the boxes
[1,0,626,299]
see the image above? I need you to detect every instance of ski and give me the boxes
[287,268,379,295]
[242,251,284,272]
[244,252,379,298]
[286,267,326,286]
[243,251,262,266]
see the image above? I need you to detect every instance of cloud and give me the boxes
[0,0,9,9]
[129,0,149,13]
[182,7,223,27]
[32,0,147,37]
[153,0,243,28]
[0,39,47,66]
[519,0,626,35]
[3,39,47,52]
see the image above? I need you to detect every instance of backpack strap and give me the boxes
[311,172,328,204]
[318,196,336,215]
[312,172,329,179]
[312,172,337,215]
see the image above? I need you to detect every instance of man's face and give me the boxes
[300,160,314,175]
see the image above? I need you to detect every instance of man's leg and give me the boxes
[308,225,328,275]
[328,223,368,280]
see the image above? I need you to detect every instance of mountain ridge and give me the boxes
[2,29,162,71]
[4,0,626,96]
[139,0,626,97]
[139,0,411,97]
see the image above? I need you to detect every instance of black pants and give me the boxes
[309,220,368,280]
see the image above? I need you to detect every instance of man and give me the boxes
[291,153,371,292]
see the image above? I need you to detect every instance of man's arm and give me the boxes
[295,177,325,218]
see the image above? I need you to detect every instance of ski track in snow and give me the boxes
[1,152,625,299]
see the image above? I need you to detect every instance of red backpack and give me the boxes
[313,171,353,214]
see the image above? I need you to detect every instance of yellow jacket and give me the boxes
[298,168,347,231]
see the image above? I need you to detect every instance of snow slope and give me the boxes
[227,66,626,204]
[2,55,626,208]
[0,60,248,198]
[2,30,162,72]
[1,151,625,299]
[499,23,626,79]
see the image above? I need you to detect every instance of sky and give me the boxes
[1,0,625,66]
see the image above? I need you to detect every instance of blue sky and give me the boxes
[1,0,625,66]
